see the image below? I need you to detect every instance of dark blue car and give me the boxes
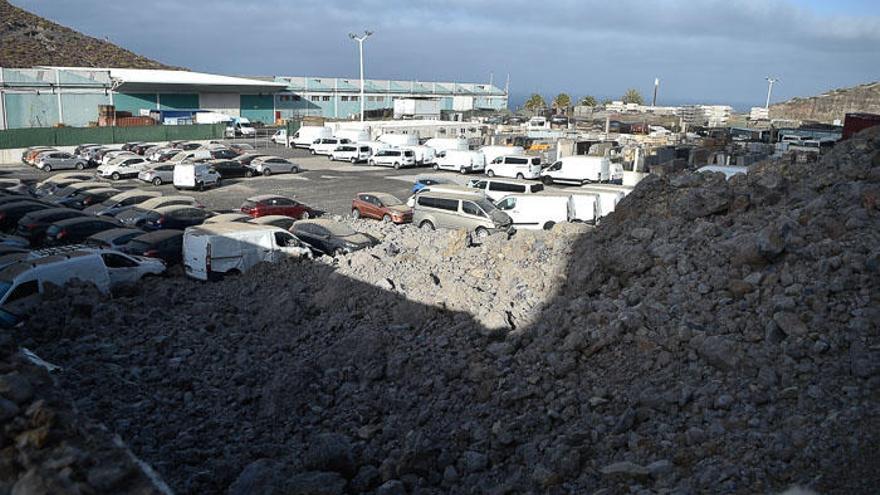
[411,177,454,194]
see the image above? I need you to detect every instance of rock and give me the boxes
[0,396,19,423]
[0,373,33,404]
[462,451,488,473]
[286,471,347,495]
[600,461,651,479]
[697,336,740,371]
[227,459,287,495]
[86,462,132,491]
[11,469,52,495]
[630,227,655,241]
[303,433,356,478]
[647,459,674,477]
[376,479,406,495]
[351,465,380,493]
[773,312,808,337]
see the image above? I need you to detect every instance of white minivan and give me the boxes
[540,155,623,185]
[486,155,542,180]
[480,145,525,165]
[378,134,419,147]
[310,137,352,156]
[369,149,416,169]
[174,163,222,190]
[494,193,573,230]
[291,126,333,148]
[467,178,545,202]
[425,138,469,154]
[183,223,310,281]
[433,150,485,174]
[331,144,373,163]
[400,145,437,166]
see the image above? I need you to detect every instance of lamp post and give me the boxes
[349,31,373,122]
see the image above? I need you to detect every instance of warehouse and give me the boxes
[272,76,508,120]
[0,67,287,129]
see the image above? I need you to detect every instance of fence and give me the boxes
[0,124,226,150]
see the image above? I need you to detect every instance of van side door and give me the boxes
[273,231,309,261]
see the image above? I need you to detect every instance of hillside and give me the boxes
[0,0,179,69]
[770,81,880,123]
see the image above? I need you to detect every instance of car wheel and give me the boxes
[369,160,376,166]
[152,177,163,186]
[196,181,204,191]
[245,169,254,178]
[350,157,357,163]
[43,164,52,172]
[383,214,392,223]
[351,209,361,219]
[215,178,221,187]
[393,162,400,170]
[542,176,553,185]
[543,221,556,231]
[111,172,120,181]
[487,170,495,177]
[460,168,467,174]
[75,162,85,170]
[419,220,434,231]
[328,155,333,160]
[262,168,272,176]
[516,173,524,180]
[310,150,316,155]
[432,164,439,171]
[300,211,311,220]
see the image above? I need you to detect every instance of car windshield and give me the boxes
[126,240,150,252]
[320,223,357,237]
[474,198,497,213]
[374,193,402,206]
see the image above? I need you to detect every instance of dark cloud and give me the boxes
[13,0,880,106]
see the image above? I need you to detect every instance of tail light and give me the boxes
[144,249,159,257]
[156,216,165,225]
[57,229,67,239]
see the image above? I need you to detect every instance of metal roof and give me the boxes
[39,67,287,93]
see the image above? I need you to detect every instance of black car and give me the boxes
[132,143,154,155]
[210,160,251,178]
[121,142,145,152]
[0,201,52,232]
[233,153,269,166]
[43,217,121,245]
[56,188,121,210]
[290,219,378,256]
[86,227,146,249]
[123,230,184,265]
[140,205,213,231]
[16,208,88,246]
[210,149,239,160]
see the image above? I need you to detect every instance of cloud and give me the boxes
[13,0,880,105]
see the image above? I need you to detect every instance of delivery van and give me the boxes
[183,223,310,281]
[485,155,542,179]
[433,150,485,174]
[479,145,525,165]
[494,193,573,230]
[173,163,222,190]
[425,138,469,154]
[378,134,418,147]
[539,155,623,185]
[291,126,333,148]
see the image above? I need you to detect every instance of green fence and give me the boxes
[0,124,225,150]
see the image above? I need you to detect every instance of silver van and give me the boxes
[466,178,544,202]
[413,192,512,238]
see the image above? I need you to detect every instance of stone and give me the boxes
[0,396,19,423]
[697,336,739,371]
[0,373,33,404]
[376,479,406,495]
[600,461,651,479]
[86,463,133,491]
[351,465,380,493]
[303,433,355,478]
[773,312,808,337]
[227,459,287,495]
[630,228,655,241]
[462,451,488,473]
[647,459,674,477]
[286,472,347,495]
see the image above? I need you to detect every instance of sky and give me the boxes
[13,0,880,109]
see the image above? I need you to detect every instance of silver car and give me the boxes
[412,191,512,238]
[138,163,175,186]
[247,156,301,176]
[36,152,89,172]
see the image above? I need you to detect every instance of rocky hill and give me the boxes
[770,81,880,123]
[0,0,178,69]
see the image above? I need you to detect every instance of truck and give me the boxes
[183,223,310,281]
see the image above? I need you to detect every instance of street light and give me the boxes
[765,77,779,109]
[349,30,373,122]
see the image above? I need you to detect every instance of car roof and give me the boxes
[153,204,200,213]
[139,196,195,208]
[248,215,294,224]
[205,213,250,222]
[25,208,82,219]
[108,189,161,201]
[498,155,539,160]
[294,219,356,235]
[191,222,282,235]
[416,191,487,201]
[421,184,481,194]
[52,216,117,227]
[252,156,284,161]
[480,178,537,185]
[88,227,144,241]
[0,252,96,280]
[247,194,289,202]
[130,230,184,243]
[78,188,120,196]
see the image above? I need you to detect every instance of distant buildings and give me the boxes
[679,105,732,128]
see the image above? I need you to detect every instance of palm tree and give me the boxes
[552,93,572,114]
[524,93,546,112]
[579,95,597,107]
[622,89,644,105]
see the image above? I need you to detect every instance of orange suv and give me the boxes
[350,192,412,224]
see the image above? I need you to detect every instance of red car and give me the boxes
[240,194,314,219]
[351,192,412,224]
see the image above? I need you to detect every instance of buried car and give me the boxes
[290,219,377,256]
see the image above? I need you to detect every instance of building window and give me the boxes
[291,95,301,101]
[322,96,330,101]
[351,96,359,102]
[309,95,319,101]
[341,96,349,102]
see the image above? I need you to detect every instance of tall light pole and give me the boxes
[349,30,373,122]
[765,77,779,109]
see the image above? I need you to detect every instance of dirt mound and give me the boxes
[12,128,880,494]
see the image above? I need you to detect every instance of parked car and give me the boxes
[0,202,52,232]
[433,150,486,174]
[96,156,150,180]
[210,148,239,160]
[228,143,254,154]
[400,145,437,166]
[122,230,184,265]
[290,219,377,256]
[351,193,412,224]
[0,250,164,327]
[114,196,202,227]
[247,156,301,176]
[32,174,95,198]
[240,195,314,219]
[16,208,89,246]
[173,163,222,190]
[248,215,297,230]
[539,155,623,185]
[21,147,55,165]
[479,146,526,165]
[310,137,351,155]
[183,223,310,280]
[0,196,48,209]
[140,205,213,231]
[43,217,121,245]
[412,192,512,238]
[101,150,138,166]
[45,182,109,203]
[330,144,372,163]
[121,142,145,152]
[424,138,469,154]
[467,178,545,202]
[36,151,89,172]
[203,213,251,224]
[0,234,29,249]
[494,193,574,230]
[147,147,182,163]
[405,184,483,207]
[55,187,121,210]
[131,143,154,155]
[82,189,162,216]
[368,149,416,169]
[485,155,542,180]
[411,177,454,194]
[0,179,29,196]
[86,228,146,250]
[233,153,270,166]
[290,126,332,148]
[138,163,175,186]
[208,159,251,179]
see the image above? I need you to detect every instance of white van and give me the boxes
[467,178,545,202]
[310,137,352,156]
[291,126,333,148]
[486,155,542,180]
[575,187,627,218]
[378,134,418,147]
[406,184,483,208]
[425,138,469,154]
[231,117,256,137]
[358,141,391,156]
[331,144,372,163]
[334,129,370,143]
[568,193,600,223]
[540,155,622,185]
[369,149,416,169]
[401,145,437,165]
[494,193,573,230]
[0,251,164,327]
[174,163,222,190]
[434,150,485,174]
[480,145,525,165]
[183,223,310,281]
[168,149,211,164]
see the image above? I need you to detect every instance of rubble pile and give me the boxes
[12,128,880,494]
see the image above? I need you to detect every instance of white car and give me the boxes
[100,150,136,166]
[331,144,372,163]
[96,157,150,180]
[368,149,416,169]
[485,155,543,180]
[310,138,352,156]
[247,156,301,176]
